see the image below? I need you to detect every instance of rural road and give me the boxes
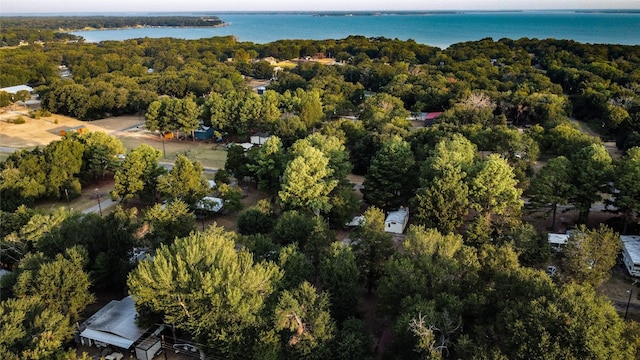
[82,197,116,215]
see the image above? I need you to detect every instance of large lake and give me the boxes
[71,11,640,48]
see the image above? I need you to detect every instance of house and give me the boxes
[621,235,640,277]
[548,233,570,252]
[0,85,34,94]
[77,296,148,351]
[250,133,271,145]
[424,112,443,126]
[346,215,365,228]
[195,196,224,213]
[385,207,409,234]
[194,125,214,140]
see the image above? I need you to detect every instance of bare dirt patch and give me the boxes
[0,110,143,149]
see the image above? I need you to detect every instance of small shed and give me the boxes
[194,125,214,140]
[548,233,570,252]
[385,207,409,234]
[346,215,365,228]
[135,335,162,360]
[621,235,640,277]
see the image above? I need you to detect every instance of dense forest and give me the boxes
[1,29,640,360]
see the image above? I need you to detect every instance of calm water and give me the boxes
[71,12,640,48]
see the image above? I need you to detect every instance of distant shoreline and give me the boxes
[3,9,640,17]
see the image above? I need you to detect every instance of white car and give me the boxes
[104,352,124,360]
[174,343,199,354]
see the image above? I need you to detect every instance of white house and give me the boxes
[384,207,409,234]
[548,233,570,252]
[621,235,640,277]
[78,296,148,350]
[250,133,271,145]
[0,85,34,94]
[195,196,224,213]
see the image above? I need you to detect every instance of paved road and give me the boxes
[82,197,116,215]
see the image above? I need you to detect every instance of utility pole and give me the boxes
[95,189,103,217]
[625,289,633,321]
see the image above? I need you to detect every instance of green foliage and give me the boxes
[362,135,417,210]
[158,154,209,207]
[0,296,73,360]
[569,143,612,223]
[607,147,640,233]
[112,144,165,203]
[351,207,394,294]
[143,199,195,248]
[526,156,574,230]
[279,145,338,214]
[319,243,361,323]
[274,281,335,359]
[247,136,287,195]
[237,208,275,235]
[13,246,94,323]
[563,224,620,287]
[128,226,283,356]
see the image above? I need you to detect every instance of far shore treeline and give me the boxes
[3,17,640,360]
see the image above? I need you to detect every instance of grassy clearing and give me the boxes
[118,135,227,169]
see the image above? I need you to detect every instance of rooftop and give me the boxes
[621,235,640,263]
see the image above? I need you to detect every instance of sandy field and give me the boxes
[0,107,143,148]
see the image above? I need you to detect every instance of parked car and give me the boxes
[174,343,199,354]
[546,265,557,277]
[104,352,124,360]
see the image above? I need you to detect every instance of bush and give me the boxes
[7,116,26,124]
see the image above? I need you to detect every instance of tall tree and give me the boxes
[563,224,620,287]
[112,144,165,203]
[77,130,126,180]
[526,156,574,230]
[469,154,523,243]
[275,281,335,359]
[157,154,209,206]
[247,136,287,196]
[279,145,337,215]
[143,199,195,248]
[351,206,394,293]
[362,135,416,210]
[128,226,282,357]
[319,243,361,323]
[13,246,94,324]
[0,296,73,360]
[570,143,612,223]
[607,147,640,234]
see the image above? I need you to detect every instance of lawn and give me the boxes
[118,135,227,169]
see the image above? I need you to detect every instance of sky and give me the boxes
[2,0,640,14]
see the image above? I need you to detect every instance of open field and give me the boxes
[0,110,227,169]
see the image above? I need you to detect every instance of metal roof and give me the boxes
[621,235,640,264]
[0,85,33,94]
[79,296,147,349]
[385,207,409,225]
[548,233,570,245]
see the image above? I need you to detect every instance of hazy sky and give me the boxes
[2,0,640,14]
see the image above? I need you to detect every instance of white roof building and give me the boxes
[548,233,570,251]
[0,85,34,94]
[78,296,147,350]
[385,207,409,234]
[621,235,640,277]
[346,215,365,227]
[195,196,224,213]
